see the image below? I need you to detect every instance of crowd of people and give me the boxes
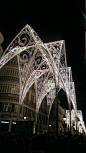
[0,129,86,153]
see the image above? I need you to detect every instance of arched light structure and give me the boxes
[0,24,86,132]
[66,109,86,133]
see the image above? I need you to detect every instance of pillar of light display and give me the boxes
[66,109,86,134]
[0,24,86,134]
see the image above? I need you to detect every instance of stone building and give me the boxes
[0,56,48,133]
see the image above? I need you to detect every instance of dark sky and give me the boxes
[0,0,86,123]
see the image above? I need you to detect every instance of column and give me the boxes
[8,119,12,132]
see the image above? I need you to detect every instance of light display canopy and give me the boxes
[0,24,85,132]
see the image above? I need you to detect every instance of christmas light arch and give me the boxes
[0,24,85,132]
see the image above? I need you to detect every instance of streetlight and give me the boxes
[63,115,66,121]
[24,116,27,120]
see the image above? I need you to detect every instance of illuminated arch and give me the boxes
[0,24,79,117]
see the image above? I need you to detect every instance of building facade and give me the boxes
[0,56,48,133]
[0,56,65,135]
[49,100,66,135]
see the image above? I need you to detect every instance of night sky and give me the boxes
[0,0,86,123]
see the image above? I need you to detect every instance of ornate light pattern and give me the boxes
[0,24,86,132]
[77,110,86,133]
[66,109,76,127]
[66,109,86,133]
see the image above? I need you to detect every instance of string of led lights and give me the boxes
[0,24,85,133]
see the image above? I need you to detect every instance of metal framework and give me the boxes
[0,24,85,132]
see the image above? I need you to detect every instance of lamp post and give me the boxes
[63,114,66,121]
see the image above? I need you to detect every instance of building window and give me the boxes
[28,109,30,117]
[14,61,16,64]
[23,107,26,116]
[3,103,12,112]
[31,95,34,103]
[26,92,29,103]
[31,84,34,90]
[20,106,22,113]
[14,105,18,113]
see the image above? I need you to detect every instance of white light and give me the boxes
[1,121,9,124]
[24,117,27,120]
[33,128,35,134]
[0,24,86,133]
[12,122,16,124]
